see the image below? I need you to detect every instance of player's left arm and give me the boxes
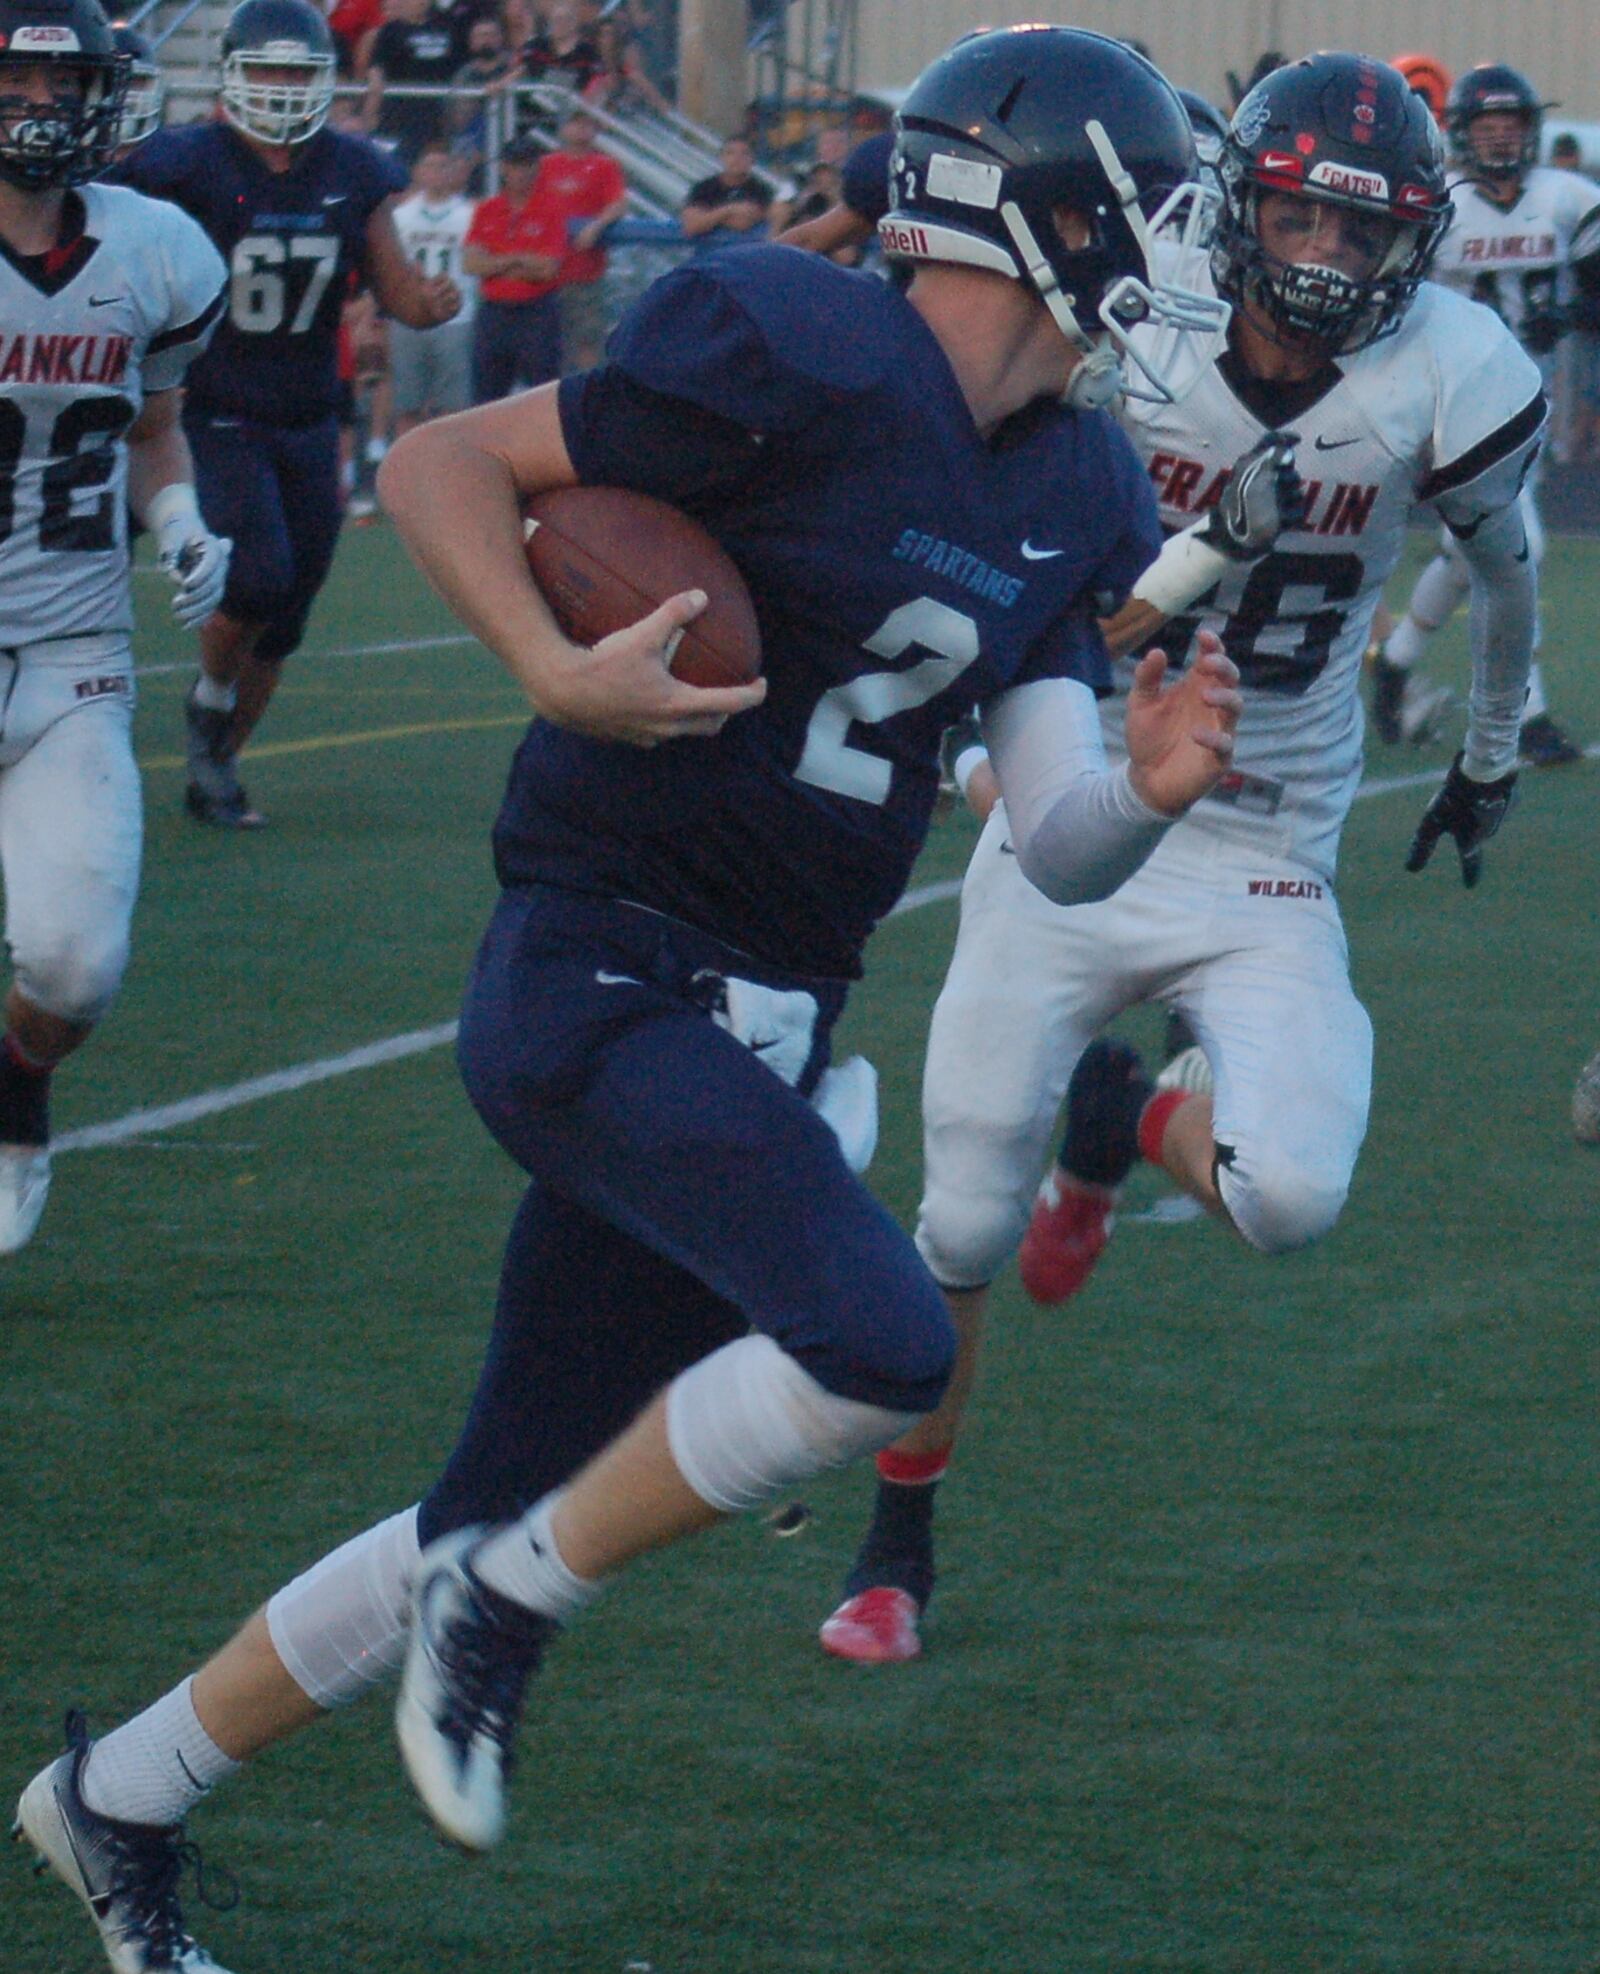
[125,389,232,629]
[982,631,1240,908]
[366,197,462,328]
[1406,332,1547,887]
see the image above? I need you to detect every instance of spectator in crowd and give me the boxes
[338,286,389,517]
[584,13,669,117]
[531,104,627,370]
[448,11,517,185]
[780,125,862,264]
[519,0,604,96]
[463,131,566,399]
[328,0,384,76]
[1550,130,1584,170]
[390,140,479,431]
[680,134,775,251]
[364,0,459,165]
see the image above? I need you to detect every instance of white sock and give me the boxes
[1381,613,1427,670]
[80,1676,239,1827]
[191,672,236,714]
[472,1493,600,1623]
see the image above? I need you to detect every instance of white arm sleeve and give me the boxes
[983,677,1170,907]
[1445,499,1537,782]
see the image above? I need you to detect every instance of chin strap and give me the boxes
[999,199,1124,410]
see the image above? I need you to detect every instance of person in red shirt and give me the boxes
[532,106,627,369]
[463,133,566,400]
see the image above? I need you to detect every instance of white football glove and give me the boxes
[147,483,232,630]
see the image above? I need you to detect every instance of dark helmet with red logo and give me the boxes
[0,0,129,190]
[1446,63,1548,183]
[882,23,1231,408]
[1214,51,1451,352]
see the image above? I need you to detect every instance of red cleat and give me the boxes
[818,1586,922,1664]
[1017,1171,1115,1305]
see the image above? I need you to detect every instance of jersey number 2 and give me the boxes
[0,397,135,552]
[795,599,980,805]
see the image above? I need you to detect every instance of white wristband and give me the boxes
[144,481,203,542]
[951,744,989,798]
[1130,521,1233,621]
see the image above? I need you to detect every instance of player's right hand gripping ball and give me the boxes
[1571,1051,1600,1145]
[1404,753,1518,889]
[522,486,761,687]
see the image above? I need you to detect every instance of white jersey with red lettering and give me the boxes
[0,182,225,649]
[1433,165,1600,342]
[1110,273,1543,878]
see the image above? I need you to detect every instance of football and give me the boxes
[1571,1049,1600,1145]
[522,486,762,688]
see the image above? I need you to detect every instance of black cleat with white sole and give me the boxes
[12,1712,236,1974]
[395,1527,557,1852]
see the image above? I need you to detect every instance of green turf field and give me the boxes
[3,518,1597,1972]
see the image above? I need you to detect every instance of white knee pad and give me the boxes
[266,1506,421,1709]
[14,926,130,1025]
[665,1335,919,1515]
[1216,1153,1349,1257]
[915,1180,1030,1291]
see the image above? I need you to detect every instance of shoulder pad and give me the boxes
[606,248,900,432]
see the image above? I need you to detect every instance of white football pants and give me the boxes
[917,810,1373,1284]
[0,636,142,1024]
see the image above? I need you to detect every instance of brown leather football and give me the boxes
[522,486,762,687]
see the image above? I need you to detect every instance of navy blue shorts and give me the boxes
[418,885,953,1541]
[185,411,342,665]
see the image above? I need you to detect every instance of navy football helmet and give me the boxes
[1214,52,1451,353]
[1179,89,1230,172]
[879,24,1230,408]
[220,0,335,146]
[111,23,163,149]
[0,0,128,190]
[1446,64,1546,184]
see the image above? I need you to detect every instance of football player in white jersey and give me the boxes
[0,0,229,1257]
[821,53,1545,1667]
[1375,63,1600,765]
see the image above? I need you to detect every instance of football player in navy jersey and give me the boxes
[17,27,1244,1957]
[112,0,459,827]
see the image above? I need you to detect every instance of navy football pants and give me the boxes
[186,412,342,666]
[418,886,954,1542]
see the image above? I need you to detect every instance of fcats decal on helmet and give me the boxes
[0,0,129,189]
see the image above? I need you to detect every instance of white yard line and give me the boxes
[52,760,1578,1157]
[133,633,477,680]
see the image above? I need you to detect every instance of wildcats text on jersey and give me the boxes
[1146,450,1378,538]
[0,332,131,386]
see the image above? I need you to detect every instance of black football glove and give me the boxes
[1404,752,1518,889]
[1520,306,1572,357]
[1198,430,1307,560]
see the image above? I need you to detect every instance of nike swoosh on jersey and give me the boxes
[87,295,120,308]
[1019,541,1065,560]
[1312,434,1362,451]
[594,970,643,987]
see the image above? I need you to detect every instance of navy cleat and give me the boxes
[12,1712,236,1974]
[1518,712,1583,767]
[183,688,265,830]
[395,1527,557,1852]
